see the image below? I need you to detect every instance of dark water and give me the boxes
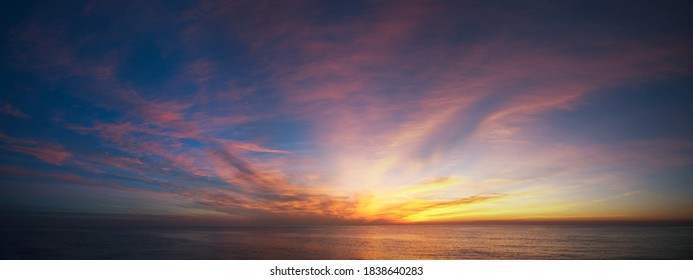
[2,225,692,259]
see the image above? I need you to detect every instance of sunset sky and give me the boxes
[1,0,692,226]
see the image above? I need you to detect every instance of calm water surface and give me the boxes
[2,225,692,259]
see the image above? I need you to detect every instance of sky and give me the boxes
[1,0,692,226]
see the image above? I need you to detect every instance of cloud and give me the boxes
[225,141,292,154]
[0,133,70,164]
[196,0,691,223]
[7,145,70,165]
[0,104,30,119]
[387,194,508,222]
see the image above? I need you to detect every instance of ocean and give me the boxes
[2,225,692,259]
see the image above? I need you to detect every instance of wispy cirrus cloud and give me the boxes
[0,132,71,164]
[0,104,30,119]
[199,0,691,200]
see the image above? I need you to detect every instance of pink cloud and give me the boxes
[0,133,71,164]
[0,104,30,119]
[9,145,71,164]
[222,140,291,154]
[185,0,693,206]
